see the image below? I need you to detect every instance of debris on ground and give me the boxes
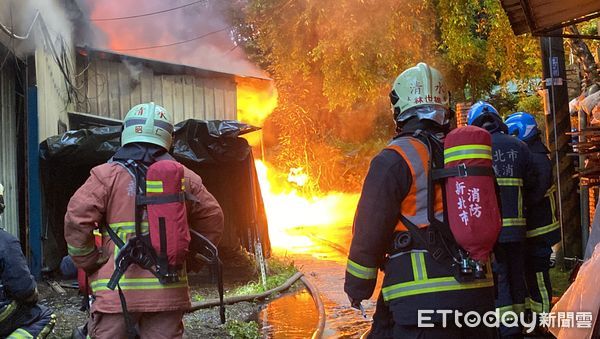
[40,251,298,338]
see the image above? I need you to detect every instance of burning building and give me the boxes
[0,0,277,277]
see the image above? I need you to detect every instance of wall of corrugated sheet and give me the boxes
[35,48,72,142]
[78,58,237,122]
[0,62,19,236]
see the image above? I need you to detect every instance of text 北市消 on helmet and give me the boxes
[466,101,500,126]
[505,112,539,142]
[122,102,174,150]
[389,62,452,126]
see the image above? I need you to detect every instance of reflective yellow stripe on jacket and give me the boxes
[105,221,149,257]
[527,185,560,238]
[67,243,96,257]
[382,275,494,301]
[91,276,188,292]
[98,221,189,292]
[497,178,526,227]
[346,259,377,280]
[381,252,493,301]
[0,301,17,322]
[6,328,34,339]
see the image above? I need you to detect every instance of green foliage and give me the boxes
[236,0,542,192]
[549,266,571,296]
[191,292,205,302]
[516,94,543,114]
[229,257,297,296]
[435,0,541,100]
[225,320,260,339]
[576,21,599,62]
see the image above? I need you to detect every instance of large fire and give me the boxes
[86,0,360,254]
[254,160,359,255]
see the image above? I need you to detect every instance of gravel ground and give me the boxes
[40,250,263,338]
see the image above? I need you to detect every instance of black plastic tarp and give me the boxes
[40,119,269,271]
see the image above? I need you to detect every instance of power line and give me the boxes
[91,0,205,21]
[0,11,39,40]
[113,26,231,51]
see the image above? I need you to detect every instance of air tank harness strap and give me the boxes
[432,164,495,180]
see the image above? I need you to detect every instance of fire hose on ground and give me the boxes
[188,271,327,339]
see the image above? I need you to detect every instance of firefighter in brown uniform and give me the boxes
[344,63,497,338]
[65,103,224,338]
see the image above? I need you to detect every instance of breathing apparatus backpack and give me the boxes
[396,126,501,283]
[106,159,191,288]
[102,159,225,338]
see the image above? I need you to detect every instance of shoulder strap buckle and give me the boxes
[457,163,468,177]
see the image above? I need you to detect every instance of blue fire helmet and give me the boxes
[505,112,539,141]
[467,101,500,126]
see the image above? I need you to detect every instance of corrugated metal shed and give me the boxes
[35,47,73,141]
[500,0,600,35]
[76,49,240,122]
[0,59,19,236]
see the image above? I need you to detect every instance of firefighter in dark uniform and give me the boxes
[505,112,560,317]
[0,184,56,338]
[345,63,497,339]
[468,103,539,339]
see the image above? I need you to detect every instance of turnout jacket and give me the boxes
[344,122,495,325]
[524,137,560,247]
[488,126,536,243]
[0,229,37,313]
[65,144,224,313]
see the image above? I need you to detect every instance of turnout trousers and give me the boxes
[368,293,498,339]
[0,303,56,338]
[494,242,527,338]
[524,244,553,315]
[88,310,185,339]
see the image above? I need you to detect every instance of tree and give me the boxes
[435,0,541,99]
[236,0,542,192]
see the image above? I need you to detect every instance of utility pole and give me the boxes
[540,31,582,259]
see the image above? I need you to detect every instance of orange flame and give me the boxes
[255,160,359,254]
[237,77,278,127]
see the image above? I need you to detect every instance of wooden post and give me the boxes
[540,32,582,258]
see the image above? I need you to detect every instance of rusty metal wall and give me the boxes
[78,58,237,122]
[0,61,19,236]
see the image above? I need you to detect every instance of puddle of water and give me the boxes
[270,222,379,338]
[259,289,318,339]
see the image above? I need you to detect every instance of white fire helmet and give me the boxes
[389,62,451,125]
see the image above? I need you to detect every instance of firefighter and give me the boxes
[467,102,537,338]
[345,63,497,339]
[0,183,56,338]
[505,112,559,317]
[64,103,224,339]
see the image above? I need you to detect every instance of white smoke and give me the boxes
[0,0,74,55]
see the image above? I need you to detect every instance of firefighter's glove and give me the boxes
[349,296,367,318]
